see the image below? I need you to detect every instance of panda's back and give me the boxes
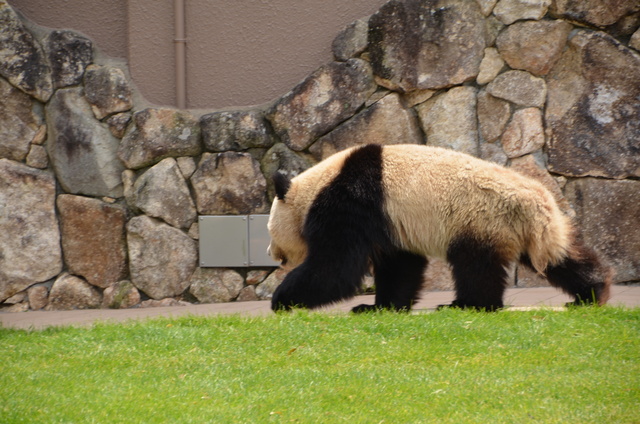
[379,144,564,260]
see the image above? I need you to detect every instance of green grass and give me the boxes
[1,307,639,423]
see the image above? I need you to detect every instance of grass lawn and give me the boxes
[1,307,639,423]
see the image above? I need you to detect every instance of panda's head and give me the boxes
[267,172,308,270]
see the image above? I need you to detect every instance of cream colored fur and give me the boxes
[381,145,572,273]
[268,144,573,274]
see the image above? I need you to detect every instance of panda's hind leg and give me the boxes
[444,236,511,311]
[351,250,427,313]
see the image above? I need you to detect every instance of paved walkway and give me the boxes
[2,285,639,330]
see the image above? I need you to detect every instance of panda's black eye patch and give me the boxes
[273,172,291,201]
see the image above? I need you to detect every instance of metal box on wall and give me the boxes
[248,214,275,267]
[198,215,279,267]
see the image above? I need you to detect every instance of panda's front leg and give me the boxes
[271,241,372,311]
[271,266,309,311]
[271,263,344,311]
[351,249,428,313]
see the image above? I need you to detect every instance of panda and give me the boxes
[267,144,612,312]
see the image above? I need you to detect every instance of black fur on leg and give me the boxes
[272,248,371,311]
[352,249,428,313]
[443,235,511,311]
[520,240,612,306]
[271,144,393,311]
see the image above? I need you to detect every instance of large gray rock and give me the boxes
[606,10,640,39]
[0,3,53,102]
[188,268,245,303]
[401,88,435,108]
[45,30,93,89]
[332,18,369,61]
[46,87,124,197]
[261,143,312,201]
[47,273,101,311]
[493,0,551,25]
[201,110,274,152]
[237,286,259,302]
[127,216,198,299]
[176,156,197,178]
[510,154,573,216]
[0,77,44,161]
[416,86,479,156]
[546,31,640,179]
[255,269,287,300]
[476,47,505,85]
[549,0,640,28]
[121,169,137,212]
[479,141,508,166]
[477,90,511,143]
[484,13,506,45]
[477,0,498,16]
[118,108,201,169]
[26,144,48,169]
[105,112,131,139]
[266,59,376,151]
[565,178,640,283]
[631,28,640,51]
[309,93,423,160]
[496,19,572,76]
[102,280,140,309]
[0,159,62,302]
[84,65,133,120]
[486,70,547,108]
[191,152,268,214]
[130,158,197,229]
[246,270,270,286]
[27,285,49,311]
[57,195,128,288]
[500,107,545,158]
[368,0,486,92]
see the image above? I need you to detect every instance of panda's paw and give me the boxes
[271,289,296,312]
[271,284,312,312]
[271,294,308,312]
[271,299,293,312]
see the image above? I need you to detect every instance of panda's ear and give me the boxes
[273,172,291,201]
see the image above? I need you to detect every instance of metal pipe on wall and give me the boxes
[174,0,187,108]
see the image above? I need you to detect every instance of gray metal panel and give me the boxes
[249,215,279,267]
[199,216,249,267]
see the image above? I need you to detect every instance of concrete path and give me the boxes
[1,285,639,330]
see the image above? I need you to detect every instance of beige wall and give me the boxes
[10,0,387,109]
[127,1,176,107]
[9,0,128,59]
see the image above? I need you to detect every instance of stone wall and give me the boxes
[1,0,639,312]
